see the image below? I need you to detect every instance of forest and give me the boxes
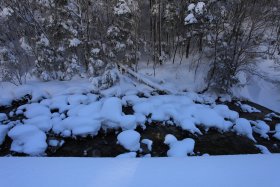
[0,0,280,92]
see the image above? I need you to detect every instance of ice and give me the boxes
[0,113,8,122]
[164,134,195,157]
[141,139,153,151]
[233,118,256,142]
[23,116,52,132]
[117,130,140,151]
[116,152,137,158]
[252,120,270,139]
[8,125,47,156]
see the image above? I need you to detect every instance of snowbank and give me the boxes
[0,155,279,187]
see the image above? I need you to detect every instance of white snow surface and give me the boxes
[1,155,280,187]
[233,118,256,142]
[252,120,270,139]
[0,113,7,122]
[164,134,195,157]
[8,125,47,155]
[117,130,140,152]
[116,152,137,158]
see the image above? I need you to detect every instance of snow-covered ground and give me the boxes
[0,154,279,187]
[138,59,280,112]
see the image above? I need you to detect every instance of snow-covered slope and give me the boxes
[0,155,279,187]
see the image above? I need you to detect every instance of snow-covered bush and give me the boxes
[90,64,120,89]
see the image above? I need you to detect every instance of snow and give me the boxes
[184,13,197,25]
[255,145,271,154]
[0,7,14,18]
[8,125,47,155]
[101,97,137,130]
[0,124,11,145]
[188,3,196,11]
[141,139,153,151]
[238,102,261,113]
[19,103,51,118]
[164,134,195,157]
[0,155,280,187]
[233,118,256,142]
[252,120,270,139]
[273,124,280,140]
[114,0,131,15]
[117,130,140,151]
[69,38,81,47]
[116,152,137,158]
[23,116,52,132]
[48,139,64,147]
[53,117,101,137]
[195,2,206,14]
[0,113,7,122]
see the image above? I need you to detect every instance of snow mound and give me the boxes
[53,117,101,137]
[252,120,270,139]
[0,113,8,122]
[8,125,47,155]
[233,118,256,142]
[117,130,140,151]
[18,103,51,118]
[23,116,52,132]
[164,134,195,157]
[101,97,137,130]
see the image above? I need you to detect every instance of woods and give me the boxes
[0,0,279,92]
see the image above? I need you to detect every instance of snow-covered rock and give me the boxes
[252,120,270,139]
[117,130,140,151]
[233,118,256,142]
[18,103,51,118]
[8,125,47,155]
[0,113,8,122]
[164,134,195,157]
[23,116,52,132]
[67,94,89,105]
[52,117,101,137]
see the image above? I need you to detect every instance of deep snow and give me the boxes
[0,155,279,187]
